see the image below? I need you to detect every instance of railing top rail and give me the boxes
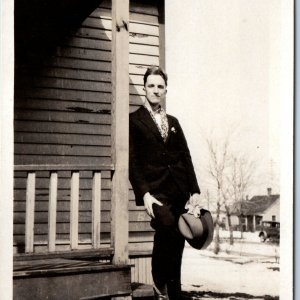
[14,164,115,172]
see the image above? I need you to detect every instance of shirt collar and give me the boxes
[144,99,162,114]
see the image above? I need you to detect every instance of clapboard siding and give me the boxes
[14,200,110,211]
[13,199,142,212]
[15,121,111,136]
[15,133,111,146]
[72,28,159,46]
[15,100,111,116]
[14,157,112,165]
[14,144,111,157]
[35,68,112,82]
[15,110,111,125]
[14,0,162,253]
[32,70,144,87]
[16,88,112,103]
[14,192,139,209]
[82,16,160,37]
[55,46,111,61]
[98,0,159,16]
[41,58,111,73]
[14,173,112,190]
[14,222,151,235]
[14,211,148,224]
[91,7,160,25]
[17,77,149,95]
[23,78,111,92]
[62,35,159,56]
[17,76,149,95]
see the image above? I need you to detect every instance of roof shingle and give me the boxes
[231,194,280,215]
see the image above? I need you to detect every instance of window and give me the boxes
[272,215,276,221]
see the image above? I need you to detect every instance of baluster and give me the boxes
[48,172,58,252]
[25,172,36,253]
[70,171,79,249]
[92,172,101,248]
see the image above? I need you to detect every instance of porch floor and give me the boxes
[14,258,132,300]
[131,283,154,300]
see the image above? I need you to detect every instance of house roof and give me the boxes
[231,194,280,215]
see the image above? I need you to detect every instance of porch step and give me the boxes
[14,258,131,300]
[132,283,154,300]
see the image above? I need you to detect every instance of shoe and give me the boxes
[167,279,182,300]
[153,284,169,300]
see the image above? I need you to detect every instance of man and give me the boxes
[129,66,201,300]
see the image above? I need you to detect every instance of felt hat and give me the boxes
[178,209,214,250]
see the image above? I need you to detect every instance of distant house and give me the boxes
[231,188,280,232]
[210,209,227,229]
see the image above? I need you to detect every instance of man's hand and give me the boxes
[190,193,202,207]
[143,192,163,218]
[185,193,202,217]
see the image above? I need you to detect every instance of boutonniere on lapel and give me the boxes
[170,127,177,134]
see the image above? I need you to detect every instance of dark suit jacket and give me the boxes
[129,106,200,206]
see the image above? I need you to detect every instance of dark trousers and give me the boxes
[151,193,188,300]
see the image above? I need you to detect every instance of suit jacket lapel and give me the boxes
[165,115,174,144]
[138,106,165,143]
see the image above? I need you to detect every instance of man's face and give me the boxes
[144,74,167,108]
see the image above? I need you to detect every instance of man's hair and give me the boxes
[143,66,168,86]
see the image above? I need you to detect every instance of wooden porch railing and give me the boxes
[14,164,114,254]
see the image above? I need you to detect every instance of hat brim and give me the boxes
[178,209,214,250]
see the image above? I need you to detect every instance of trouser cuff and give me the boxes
[153,284,169,300]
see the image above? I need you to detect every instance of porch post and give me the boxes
[245,215,248,231]
[0,0,14,298]
[111,0,130,264]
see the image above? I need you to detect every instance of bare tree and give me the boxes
[218,156,244,245]
[205,189,210,211]
[206,136,230,254]
[206,131,257,248]
[219,155,256,241]
[225,154,256,238]
[220,185,234,245]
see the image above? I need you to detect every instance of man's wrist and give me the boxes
[191,191,201,196]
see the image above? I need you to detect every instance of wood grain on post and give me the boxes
[48,172,58,252]
[25,172,36,253]
[70,171,79,249]
[92,172,101,248]
[111,0,130,265]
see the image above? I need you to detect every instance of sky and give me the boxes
[165,0,281,198]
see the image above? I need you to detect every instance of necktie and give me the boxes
[159,108,169,142]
